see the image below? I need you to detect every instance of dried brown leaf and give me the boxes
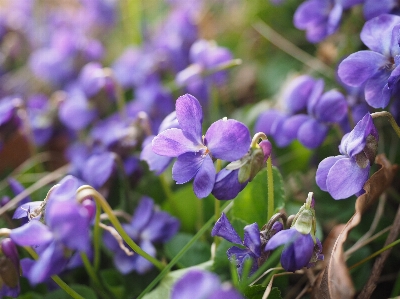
[312,154,398,299]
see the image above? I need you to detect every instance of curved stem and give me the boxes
[76,185,164,271]
[371,111,400,138]
[80,252,110,299]
[267,156,274,220]
[93,202,101,272]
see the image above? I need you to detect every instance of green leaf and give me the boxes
[100,269,125,299]
[243,285,282,299]
[17,292,43,299]
[165,233,211,268]
[142,261,213,299]
[44,284,97,299]
[232,166,285,227]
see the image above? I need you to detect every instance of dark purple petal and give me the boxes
[364,69,392,108]
[316,155,345,191]
[130,197,154,233]
[227,246,258,277]
[8,178,31,205]
[27,242,68,285]
[205,119,250,161]
[142,211,180,243]
[283,75,316,114]
[360,14,400,56]
[363,0,395,20]
[297,119,328,149]
[171,270,220,299]
[212,169,247,200]
[211,213,242,245]
[307,79,325,116]
[337,51,388,87]
[259,140,272,162]
[326,158,370,199]
[193,154,216,198]
[134,240,156,274]
[281,233,314,272]
[82,152,116,188]
[243,223,261,258]
[152,128,205,157]
[314,90,347,123]
[343,113,378,157]
[172,152,206,184]
[264,228,298,251]
[113,248,136,274]
[294,0,329,30]
[208,289,243,299]
[175,94,203,144]
[281,115,309,141]
[10,221,53,247]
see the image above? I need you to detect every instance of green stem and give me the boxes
[122,0,141,45]
[371,111,400,139]
[267,156,274,220]
[80,252,110,299]
[349,238,400,270]
[93,202,102,272]
[24,247,84,299]
[76,185,164,271]
[137,201,233,299]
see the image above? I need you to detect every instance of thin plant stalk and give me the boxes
[93,202,102,272]
[267,156,274,220]
[80,252,110,299]
[76,185,165,271]
[349,238,400,270]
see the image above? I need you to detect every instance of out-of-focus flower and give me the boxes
[338,14,400,108]
[316,113,378,199]
[10,176,93,285]
[294,0,362,43]
[171,269,244,299]
[363,0,400,20]
[152,94,250,198]
[103,197,179,274]
[0,97,22,150]
[0,238,20,298]
[265,193,323,272]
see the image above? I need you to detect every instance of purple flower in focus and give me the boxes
[103,197,179,274]
[10,176,93,285]
[0,238,20,298]
[294,0,362,43]
[212,213,262,276]
[316,113,378,199]
[152,94,251,198]
[338,14,400,108]
[265,193,323,272]
[171,270,244,299]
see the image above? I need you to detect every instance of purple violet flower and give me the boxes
[103,197,179,274]
[316,113,379,199]
[212,213,262,276]
[294,0,362,43]
[152,94,251,198]
[9,176,93,285]
[171,269,244,299]
[265,193,323,272]
[338,14,400,108]
[363,0,400,20]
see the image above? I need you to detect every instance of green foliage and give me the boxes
[232,166,285,227]
[243,285,282,299]
[100,269,125,298]
[44,284,97,299]
[165,233,211,268]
